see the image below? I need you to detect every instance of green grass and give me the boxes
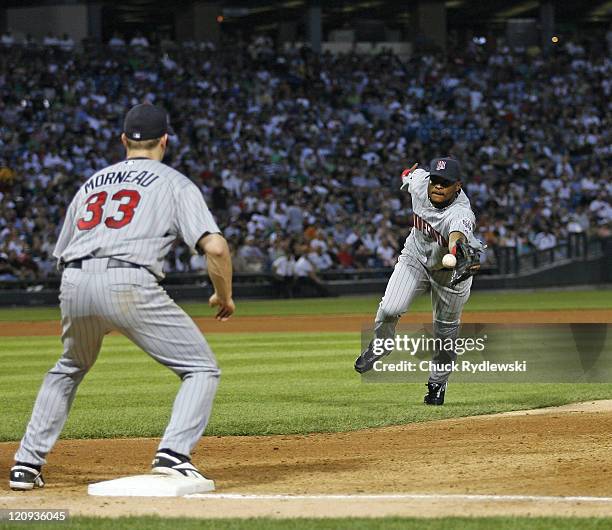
[1,517,610,530]
[2,294,610,528]
[0,288,610,321]
[1,332,611,441]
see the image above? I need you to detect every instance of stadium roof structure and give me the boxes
[3,1,610,34]
[210,0,612,25]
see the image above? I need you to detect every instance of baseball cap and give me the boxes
[123,103,171,141]
[428,157,462,182]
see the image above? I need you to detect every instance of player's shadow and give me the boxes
[570,323,608,377]
[208,458,364,489]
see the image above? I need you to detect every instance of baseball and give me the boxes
[442,253,457,268]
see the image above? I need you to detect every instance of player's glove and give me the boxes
[450,240,486,287]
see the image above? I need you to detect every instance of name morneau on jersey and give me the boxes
[84,168,160,193]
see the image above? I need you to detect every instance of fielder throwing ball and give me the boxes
[355,158,484,405]
[10,104,234,490]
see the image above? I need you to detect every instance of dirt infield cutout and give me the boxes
[1,400,612,519]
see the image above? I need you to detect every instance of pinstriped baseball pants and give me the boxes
[375,252,472,384]
[15,258,220,466]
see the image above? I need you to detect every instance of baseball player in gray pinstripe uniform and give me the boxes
[10,104,235,490]
[355,158,483,405]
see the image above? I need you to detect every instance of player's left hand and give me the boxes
[450,241,484,287]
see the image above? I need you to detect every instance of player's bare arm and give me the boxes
[198,233,235,321]
[448,231,466,252]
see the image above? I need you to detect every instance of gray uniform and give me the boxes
[16,158,221,465]
[375,169,479,384]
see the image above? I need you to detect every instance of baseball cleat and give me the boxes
[355,342,385,374]
[424,381,447,405]
[9,464,45,491]
[151,450,208,480]
[354,341,392,374]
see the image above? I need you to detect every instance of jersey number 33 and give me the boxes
[77,189,141,231]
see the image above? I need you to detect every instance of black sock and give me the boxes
[16,461,41,472]
[158,448,190,461]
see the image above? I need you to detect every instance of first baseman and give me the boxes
[355,158,483,405]
[10,104,235,490]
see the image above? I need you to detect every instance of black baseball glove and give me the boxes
[450,240,485,287]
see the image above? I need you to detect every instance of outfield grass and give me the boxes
[0,288,610,321]
[1,517,610,530]
[1,332,611,441]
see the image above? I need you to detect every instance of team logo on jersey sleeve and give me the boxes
[462,218,474,232]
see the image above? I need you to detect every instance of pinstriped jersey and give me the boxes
[403,168,478,271]
[53,158,220,279]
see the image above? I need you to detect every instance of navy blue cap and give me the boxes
[123,103,171,141]
[429,158,461,182]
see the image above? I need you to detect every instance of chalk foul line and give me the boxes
[185,493,612,503]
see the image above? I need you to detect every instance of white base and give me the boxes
[88,474,215,497]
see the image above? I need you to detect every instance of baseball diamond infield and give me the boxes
[1,308,611,520]
[1,401,612,519]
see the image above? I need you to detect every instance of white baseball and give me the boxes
[442,253,457,268]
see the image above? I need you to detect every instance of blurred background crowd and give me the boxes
[0,30,610,282]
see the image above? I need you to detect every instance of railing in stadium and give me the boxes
[0,236,608,291]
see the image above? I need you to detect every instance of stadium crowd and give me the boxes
[0,30,610,284]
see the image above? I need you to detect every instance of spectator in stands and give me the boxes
[308,245,333,271]
[42,32,60,47]
[294,245,330,297]
[211,177,230,223]
[271,248,295,298]
[0,252,17,281]
[58,33,75,51]
[533,226,557,251]
[237,236,267,272]
[335,243,355,269]
[286,201,304,234]
[0,31,609,285]
[109,33,126,48]
[1,31,15,47]
[130,32,150,48]
[590,192,612,224]
[361,226,380,256]
[377,239,396,267]
[189,252,207,274]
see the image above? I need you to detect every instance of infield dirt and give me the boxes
[1,310,611,519]
[0,309,610,336]
[1,401,612,518]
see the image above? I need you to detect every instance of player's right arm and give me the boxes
[448,231,467,253]
[176,180,235,321]
[399,163,429,194]
[399,163,418,192]
[198,233,235,321]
